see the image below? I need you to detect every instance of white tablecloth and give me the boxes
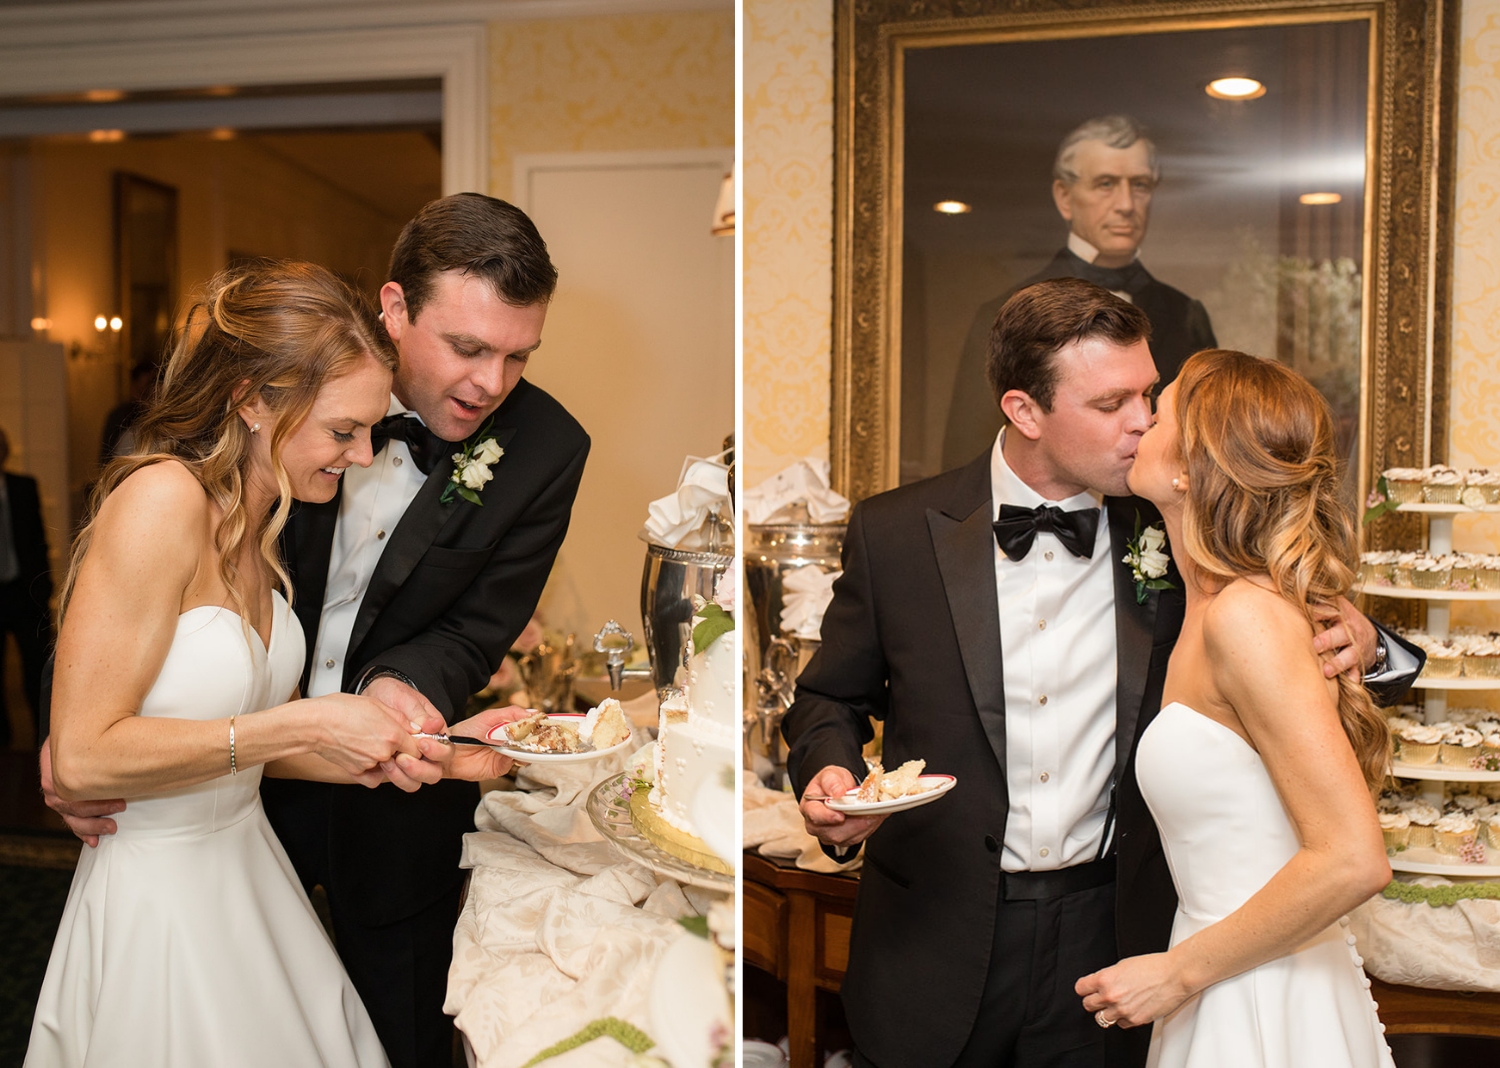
[447,731,723,1068]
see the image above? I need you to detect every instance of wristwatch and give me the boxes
[1366,633,1389,677]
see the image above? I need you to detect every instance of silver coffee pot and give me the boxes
[743,515,846,785]
[637,544,734,699]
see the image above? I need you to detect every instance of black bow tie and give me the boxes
[993,503,1099,562]
[371,414,448,476]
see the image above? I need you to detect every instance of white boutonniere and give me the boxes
[1122,513,1175,604]
[442,418,503,506]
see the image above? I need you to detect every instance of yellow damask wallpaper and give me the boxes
[486,9,734,202]
[1449,0,1500,644]
[742,0,833,486]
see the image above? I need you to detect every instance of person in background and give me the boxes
[943,115,1217,470]
[99,360,159,465]
[0,424,52,749]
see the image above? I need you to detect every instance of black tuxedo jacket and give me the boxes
[3,472,53,610]
[783,454,1185,1067]
[269,378,589,926]
[942,248,1218,470]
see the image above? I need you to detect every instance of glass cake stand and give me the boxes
[587,773,734,892]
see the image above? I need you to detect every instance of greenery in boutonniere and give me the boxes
[1122,512,1175,605]
[1362,474,1402,526]
[442,417,502,506]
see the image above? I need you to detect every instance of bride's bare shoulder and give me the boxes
[91,461,211,548]
[1202,577,1314,658]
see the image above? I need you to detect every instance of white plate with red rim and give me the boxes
[485,712,633,764]
[822,773,958,815]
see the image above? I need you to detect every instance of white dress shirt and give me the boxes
[991,431,1118,872]
[306,396,428,698]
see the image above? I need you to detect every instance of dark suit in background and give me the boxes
[263,378,588,1067]
[0,470,53,747]
[942,249,1217,471]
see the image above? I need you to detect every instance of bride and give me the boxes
[1076,348,1394,1066]
[28,262,515,1068]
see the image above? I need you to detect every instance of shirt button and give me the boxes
[393,456,403,467]
[325,658,335,669]
[984,834,999,853]
[1038,620,1046,630]
[1039,695,1048,706]
[1044,551,1054,561]
[1039,847,1049,858]
[376,530,387,540]
[1040,772,1050,783]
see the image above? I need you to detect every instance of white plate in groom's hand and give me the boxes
[485,712,632,764]
[822,774,957,815]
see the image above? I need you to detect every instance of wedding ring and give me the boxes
[1095,1011,1116,1029]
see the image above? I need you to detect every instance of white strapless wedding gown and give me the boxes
[1137,702,1393,1068]
[26,593,389,1068]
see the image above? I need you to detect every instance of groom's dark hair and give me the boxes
[387,192,558,320]
[987,276,1151,412]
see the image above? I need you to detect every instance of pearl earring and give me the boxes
[1171,477,1180,489]
[251,423,261,434]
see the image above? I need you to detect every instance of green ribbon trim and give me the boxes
[521,1017,655,1066]
[1381,879,1500,907]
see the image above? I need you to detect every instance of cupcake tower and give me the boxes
[1361,466,1500,876]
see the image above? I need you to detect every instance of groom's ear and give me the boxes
[379,282,408,344]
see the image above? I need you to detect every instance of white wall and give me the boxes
[516,149,735,644]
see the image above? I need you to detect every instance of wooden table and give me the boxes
[743,850,1500,1064]
[742,852,860,1068]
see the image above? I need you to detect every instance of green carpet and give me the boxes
[0,863,74,1066]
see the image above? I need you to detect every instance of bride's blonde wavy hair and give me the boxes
[60,261,396,628]
[1173,348,1388,791]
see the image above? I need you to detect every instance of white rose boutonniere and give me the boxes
[442,417,503,506]
[1122,513,1176,604]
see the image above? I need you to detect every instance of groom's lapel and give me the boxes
[929,455,1007,775]
[1108,497,1159,783]
[286,493,339,674]
[345,423,520,661]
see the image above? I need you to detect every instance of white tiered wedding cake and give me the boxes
[630,572,737,873]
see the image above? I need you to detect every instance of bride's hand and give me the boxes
[311,692,424,787]
[1076,952,1190,1030]
[410,706,528,781]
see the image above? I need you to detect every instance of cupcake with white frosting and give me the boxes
[1411,554,1452,590]
[1414,637,1464,679]
[1422,465,1466,504]
[1434,812,1480,855]
[1398,799,1441,848]
[1441,725,1484,768]
[1394,721,1444,765]
[1382,467,1426,504]
[1392,552,1423,588]
[1379,811,1411,852]
[1466,468,1500,504]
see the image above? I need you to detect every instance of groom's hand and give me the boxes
[1311,597,1377,681]
[360,676,450,788]
[799,765,886,849]
[39,736,125,848]
[410,705,528,782]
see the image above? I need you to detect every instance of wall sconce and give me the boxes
[95,315,122,332]
[711,165,735,236]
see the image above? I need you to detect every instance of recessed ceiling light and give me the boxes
[934,200,972,214]
[1206,77,1266,100]
[88,129,125,142]
[1299,192,1343,205]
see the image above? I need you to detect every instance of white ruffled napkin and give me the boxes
[744,459,850,525]
[641,454,732,550]
[780,563,841,640]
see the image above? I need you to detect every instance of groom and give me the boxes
[783,277,1418,1068]
[47,193,590,1068]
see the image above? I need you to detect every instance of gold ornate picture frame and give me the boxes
[831,0,1458,519]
